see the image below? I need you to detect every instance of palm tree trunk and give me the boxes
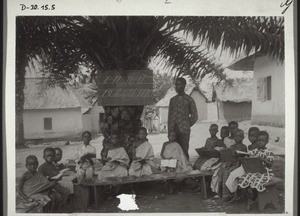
[101,105,144,155]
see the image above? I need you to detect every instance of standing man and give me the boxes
[168,77,198,160]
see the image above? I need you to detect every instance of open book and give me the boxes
[160,159,177,168]
[50,168,70,180]
[236,150,250,155]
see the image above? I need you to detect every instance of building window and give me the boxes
[44,118,52,130]
[257,76,272,101]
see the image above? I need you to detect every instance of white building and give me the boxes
[229,54,284,127]
[23,78,92,140]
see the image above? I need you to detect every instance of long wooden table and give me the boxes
[81,170,214,209]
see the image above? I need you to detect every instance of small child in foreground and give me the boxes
[98,132,130,198]
[224,127,261,198]
[238,131,274,210]
[129,127,155,177]
[194,124,222,171]
[99,133,130,178]
[38,148,71,212]
[210,129,247,199]
[222,129,247,202]
[76,131,102,183]
[160,132,193,193]
[18,155,55,211]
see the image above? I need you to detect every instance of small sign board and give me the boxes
[97,70,153,106]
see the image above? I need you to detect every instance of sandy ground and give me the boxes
[15,120,285,213]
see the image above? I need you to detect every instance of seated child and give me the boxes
[160,131,193,173]
[129,127,155,177]
[160,132,193,194]
[38,147,71,211]
[75,131,96,164]
[238,131,274,210]
[54,147,65,171]
[224,127,260,197]
[76,131,102,182]
[98,133,130,178]
[210,129,247,199]
[224,121,239,148]
[18,155,55,209]
[216,126,230,148]
[194,124,221,170]
[247,127,260,151]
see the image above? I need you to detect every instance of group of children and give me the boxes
[18,147,71,213]
[18,122,275,212]
[195,121,275,209]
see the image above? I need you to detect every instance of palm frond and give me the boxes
[176,16,284,61]
[156,36,225,82]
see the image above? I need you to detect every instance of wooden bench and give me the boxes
[81,170,214,209]
[256,177,284,212]
[247,177,284,212]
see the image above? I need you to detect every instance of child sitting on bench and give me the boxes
[210,129,247,200]
[238,131,275,210]
[160,131,193,193]
[224,127,261,200]
[38,148,71,212]
[129,127,155,177]
[18,155,56,212]
[99,132,130,178]
[194,124,223,171]
[76,131,102,183]
[98,132,130,199]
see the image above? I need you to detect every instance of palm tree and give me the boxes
[16,16,284,147]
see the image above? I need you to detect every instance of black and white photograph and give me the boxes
[4,0,296,215]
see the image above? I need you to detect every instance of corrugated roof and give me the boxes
[24,78,92,110]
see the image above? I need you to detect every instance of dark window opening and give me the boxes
[44,118,52,130]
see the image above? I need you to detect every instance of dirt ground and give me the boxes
[90,181,285,213]
[15,121,285,213]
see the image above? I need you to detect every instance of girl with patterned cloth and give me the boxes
[238,131,274,209]
[225,127,260,199]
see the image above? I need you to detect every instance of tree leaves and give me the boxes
[17,16,284,86]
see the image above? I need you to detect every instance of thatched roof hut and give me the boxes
[24,78,92,110]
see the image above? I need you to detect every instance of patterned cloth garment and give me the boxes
[168,93,198,134]
[238,148,274,192]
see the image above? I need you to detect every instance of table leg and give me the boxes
[94,186,99,209]
[202,176,208,199]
